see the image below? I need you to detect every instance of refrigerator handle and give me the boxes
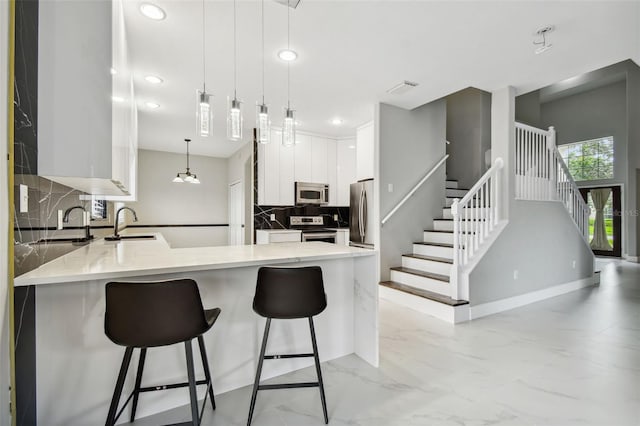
[359,188,365,241]
[362,189,368,241]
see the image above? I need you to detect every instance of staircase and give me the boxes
[379,179,471,323]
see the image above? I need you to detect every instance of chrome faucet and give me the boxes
[63,205,92,241]
[111,207,138,240]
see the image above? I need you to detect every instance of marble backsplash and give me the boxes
[254,204,350,230]
[14,175,115,277]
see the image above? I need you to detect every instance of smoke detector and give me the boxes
[386,80,419,95]
[533,25,555,54]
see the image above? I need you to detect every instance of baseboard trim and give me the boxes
[469,275,598,320]
[624,255,639,263]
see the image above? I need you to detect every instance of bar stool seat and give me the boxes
[248,266,329,425]
[104,279,220,426]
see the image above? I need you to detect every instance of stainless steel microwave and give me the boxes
[295,182,329,205]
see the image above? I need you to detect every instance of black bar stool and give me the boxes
[247,266,329,426]
[104,279,221,426]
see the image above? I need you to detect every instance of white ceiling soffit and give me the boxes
[123,1,640,158]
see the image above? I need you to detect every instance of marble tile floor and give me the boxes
[129,258,640,426]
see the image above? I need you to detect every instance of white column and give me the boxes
[491,87,516,220]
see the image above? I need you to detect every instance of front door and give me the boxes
[579,186,621,257]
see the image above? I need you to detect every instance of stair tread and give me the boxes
[435,218,488,221]
[424,229,475,234]
[414,241,454,248]
[380,281,468,306]
[403,253,453,264]
[390,266,450,282]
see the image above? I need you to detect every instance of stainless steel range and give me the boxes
[289,216,337,244]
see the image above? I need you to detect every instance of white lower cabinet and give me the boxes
[335,229,349,246]
[256,230,302,244]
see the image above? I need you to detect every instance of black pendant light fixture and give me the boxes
[173,139,200,184]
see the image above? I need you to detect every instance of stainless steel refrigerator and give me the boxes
[350,178,374,248]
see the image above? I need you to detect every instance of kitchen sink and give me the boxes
[104,234,156,241]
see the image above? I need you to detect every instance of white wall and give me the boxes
[0,1,11,423]
[126,149,229,246]
[378,101,447,281]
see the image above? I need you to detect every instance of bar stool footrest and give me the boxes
[258,382,320,390]
[139,379,209,393]
[263,353,314,360]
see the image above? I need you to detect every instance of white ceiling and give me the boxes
[123,0,640,158]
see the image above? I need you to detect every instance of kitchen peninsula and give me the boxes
[15,233,378,425]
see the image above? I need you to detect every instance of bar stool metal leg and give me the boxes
[247,318,271,426]
[309,317,328,424]
[197,335,216,410]
[185,339,200,426]
[105,347,134,426]
[129,347,147,422]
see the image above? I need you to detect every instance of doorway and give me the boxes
[228,181,244,246]
[579,186,621,257]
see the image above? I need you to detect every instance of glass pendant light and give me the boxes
[281,0,296,147]
[197,0,213,137]
[256,0,270,144]
[227,0,243,141]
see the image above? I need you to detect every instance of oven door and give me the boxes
[302,232,337,244]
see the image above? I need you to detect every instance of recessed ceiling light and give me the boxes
[331,118,343,125]
[294,120,301,126]
[348,145,356,149]
[145,102,160,109]
[110,67,117,75]
[112,96,125,102]
[144,75,163,84]
[140,3,166,20]
[278,49,298,61]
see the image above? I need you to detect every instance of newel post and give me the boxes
[548,126,557,201]
[450,198,460,301]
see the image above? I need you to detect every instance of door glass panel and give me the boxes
[587,192,614,251]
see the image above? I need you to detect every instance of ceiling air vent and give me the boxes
[386,80,419,95]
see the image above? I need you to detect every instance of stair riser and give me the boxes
[446,189,468,198]
[402,256,452,276]
[423,231,453,245]
[445,198,455,207]
[390,270,450,296]
[434,221,454,232]
[379,286,469,324]
[445,181,458,189]
[413,243,453,259]
[442,208,492,220]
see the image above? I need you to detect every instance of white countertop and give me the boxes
[14,232,375,286]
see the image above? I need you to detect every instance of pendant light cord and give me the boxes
[202,0,206,92]
[233,0,238,99]
[287,0,290,109]
[261,0,265,104]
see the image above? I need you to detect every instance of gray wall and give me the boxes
[470,201,594,305]
[126,149,229,246]
[628,65,640,257]
[540,80,627,187]
[378,101,446,281]
[446,88,492,189]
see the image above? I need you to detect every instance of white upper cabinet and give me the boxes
[327,139,337,206]
[37,0,137,197]
[336,139,357,206]
[257,131,356,206]
[356,122,374,181]
[294,134,312,183]
[279,135,295,206]
[311,137,329,184]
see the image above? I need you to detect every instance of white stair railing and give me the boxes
[515,122,589,240]
[451,157,504,299]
